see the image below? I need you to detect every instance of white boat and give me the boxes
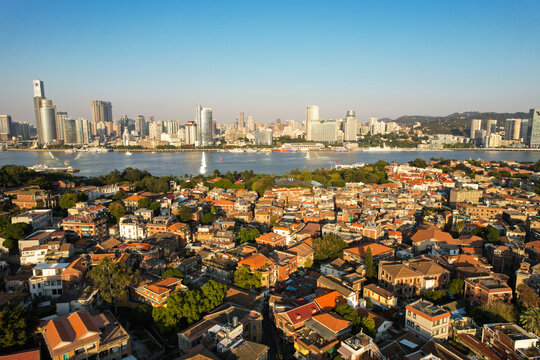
[244,148,258,153]
[125,151,132,156]
[229,148,244,153]
[64,149,76,154]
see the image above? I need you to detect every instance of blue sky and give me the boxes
[1,0,539,124]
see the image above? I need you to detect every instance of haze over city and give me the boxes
[2,0,540,124]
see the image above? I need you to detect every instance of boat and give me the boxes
[64,160,71,166]
[125,151,132,156]
[64,149,76,154]
[260,148,272,153]
[228,148,244,153]
[244,148,258,153]
[276,149,290,153]
[30,164,79,173]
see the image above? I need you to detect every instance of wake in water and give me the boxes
[200,152,207,174]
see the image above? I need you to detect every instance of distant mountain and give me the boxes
[383,111,529,136]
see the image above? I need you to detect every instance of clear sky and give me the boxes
[1,0,540,125]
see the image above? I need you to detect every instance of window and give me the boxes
[63,354,68,360]
[75,348,85,355]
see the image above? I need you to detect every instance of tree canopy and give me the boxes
[162,268,184,279]
[364,247,375,279]
[335,303,376,337]
[0,303,37,350]
[59,191,87,210]
[234,266,262,290]
[2,222,33,253]
[448,278,464,296]
[201,212,215,225]
[177,206,194,223]
[108,201,126,224]
[470,302,517,325]
[238,228,260,244]
[89,257,132,311]
[312,235,347,261]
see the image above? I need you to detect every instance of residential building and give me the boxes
[135,276,185,307]
[337,332,382,360]
[481,323,540,360]
[119,215,146,241]
[363,283,396,309]
[29,262,70,299]
[405,299,450,340]
[11,209,53,230]
[41,311,130,360]
[464,274,513,306]
[61,214,108,240]
[343,243,394,264]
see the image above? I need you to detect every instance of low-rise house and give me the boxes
[480,323,540,360]
[357,308,393,341]
[274,302,320,339]
[255,232,287,248]
[294,313,352,359]
[41,311,131,360]
[237,253,277,288]
[464,274,513,306]
[268,250,297,282]
[11,209,53,230]
[18,229,56,252]
[343,243,395,264]
[135,276,185,307]
[286,241,314,268]
[147,216,176,237]
[118,215,146,241]
[29,262,70,299]
[363,283,396,309]
[337,332,382,360]
[410,226,454,252]
[124,194,147,211]
[13,188,58,209]
[61,214,108,240]
[405,299,450,341]
[317,275,359,308]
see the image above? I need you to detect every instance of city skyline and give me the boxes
[1,1,540,124]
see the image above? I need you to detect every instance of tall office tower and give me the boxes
[148,121,164,139]
[238,112,245,129]
[39,99,57,144]
[165,120,179,135]
[520,119,529,140]
[310,120,337,143]
[504,119,522,140]
[0,115,12,140]
[212,119,217,137]
[75,118,91,144]
[12,122,31,140]
[247,115,255,132]
[486,119,497,136]
[344,110,357,142]
[470,119,482,139]
[120,115,129,135]
[56,111,68,141]
[63,118,78,144]
[200,108,213,146]
[33,79,46,143]
[184,121,197,145]
[305,105,320,140]
[135,115,146,137]
[528,108,540,148]
[91,100,112,136]
[195,105,203,144]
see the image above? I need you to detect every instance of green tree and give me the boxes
[448,278,464,296]
[137,197,153,209]
[364,247,374,279]
[177,205,193,222]
[521,307,540,336]
[108,201,126,224]
[234,266,262,290]
[89,257,132,313]
[312,235,347,261]
[238,228,261,244]
[411,158,428,168]
[59,192,78,210]
[422,289,448,304]
[2,222,33,253]
[0,303,37,350]
[162,268,184,279]
[470,302,517,325]
[517,284,540,308]
[149,201,161,215]
[201,212,215,225]
[111,189,127,202]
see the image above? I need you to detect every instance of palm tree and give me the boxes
[521,307,540,336]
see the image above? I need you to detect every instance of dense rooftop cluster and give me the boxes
[0,158,540,360]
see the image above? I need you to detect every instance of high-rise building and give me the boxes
[63,118,78,144]
[91,100,113,135]
[368,118,384,135]
[12,122,31,140]
[0,115,12,140]
[165,120,179,135]
[247,115,255,132]
[528,108,540,148]
[254,129,273,145]
[520,119,529,140]
[195,105,203,145]
[344,110,357,142]
[504,119,522,140]
[120,115,129,135]
[184,121,197,145]
[33,79,46,144]
[486,119,497,136]
[305,105,320,140]
[135,115,146,137]
[40,99,57,144]
[200,108,213,146]
[148,121,163,139]
[75,118,91,144]
[238,112,245,129]
[56,111,68,141]
[310,120,337,143]
[470,119,482,139]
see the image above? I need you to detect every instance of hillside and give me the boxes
[382,111,529,136]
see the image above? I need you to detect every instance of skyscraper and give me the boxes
[470,119,482,139]
[91,100,113,136]
[120,115,129,135]
[310,120,337,143]
[504,119,521,140]
[200,108,213,146]
[40,99,57,144]
[0,115,12,140]
[135,115,146,137]
[56,111,68,141]
[195,105,202,145]
[63,118,78,144]
[33,79,45,144]
[247,115,255,132]
[238,112,245,129]
[344,110,357,142]
[305,105,320,141]
[486,119,497,136]
[527,108,540,148]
